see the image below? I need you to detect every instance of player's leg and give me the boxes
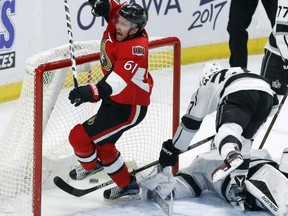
[141,151,223,200]
[241,90,273,140]
[173,151,224,199]
[279,147,288,177]
[260,49,288,96]
[68,101,147,184]
[246,164,288,216]
[220,91,273,208]
[261,0,277,27]
[227,0,258,68]
[68,123,104,180]
[96,143,140,200]
[212,91,261,182]
[85,103,147,200]
[225,138,252,210]
[211,122,245,182]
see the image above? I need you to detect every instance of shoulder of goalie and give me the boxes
[245,164,288,216]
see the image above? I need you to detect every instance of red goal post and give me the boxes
[0,37,181,216]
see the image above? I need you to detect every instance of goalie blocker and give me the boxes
[245,164,288,216]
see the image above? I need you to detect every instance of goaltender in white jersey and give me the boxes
[142,149,288,216]
[157,62,278,209]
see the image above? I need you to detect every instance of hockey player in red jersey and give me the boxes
[157,62,278,208]
[67,0,152,200]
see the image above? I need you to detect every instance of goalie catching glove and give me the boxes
[69,83,100,107]
[159,139,181,167]
[89,0,110,17]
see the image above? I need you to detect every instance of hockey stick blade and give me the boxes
[54,135,215,197]
[149,189,173,216]
[53,176,114,197]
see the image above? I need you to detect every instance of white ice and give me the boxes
[1,55,286,216]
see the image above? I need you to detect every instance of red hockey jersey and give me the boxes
[98,1,153,106]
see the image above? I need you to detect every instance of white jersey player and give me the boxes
[158,62,278,208]
[261,0,288,95]
[142,149,288,216]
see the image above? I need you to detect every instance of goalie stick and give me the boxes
[54,135,215,197]
[148,189,173,216]
[64,0,78,88]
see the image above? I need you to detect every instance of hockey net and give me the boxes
[0,37,181,215]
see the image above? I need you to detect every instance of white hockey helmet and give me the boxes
[199,62,223,86]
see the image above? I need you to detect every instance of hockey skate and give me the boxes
[211,150,244,182]
[69,162,103,180]
[103,176,140,201]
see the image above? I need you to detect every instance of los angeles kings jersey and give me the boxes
[265,0,288,61]
[172,67,274,151]
[97,1,153,106]
[188,68,274,120]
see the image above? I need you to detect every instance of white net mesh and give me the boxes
[0,37,180,215]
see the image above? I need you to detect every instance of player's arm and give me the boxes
[159,89,209,167]
[68,83,100,107]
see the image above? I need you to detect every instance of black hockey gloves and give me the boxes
[159,139,181,167]
[69,83,100,107]
[89,0,110,17]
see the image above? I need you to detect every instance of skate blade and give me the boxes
[212,157,243,182]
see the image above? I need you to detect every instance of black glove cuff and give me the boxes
[163,139,181,155]
[91,0,110,17]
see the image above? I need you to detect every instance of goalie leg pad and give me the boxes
[97,143,131,188]
[69,124,97,170]
[279,147,288,174]
[245,164,288,216]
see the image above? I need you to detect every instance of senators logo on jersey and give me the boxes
[100,38,112,72]
[132,46,145,56]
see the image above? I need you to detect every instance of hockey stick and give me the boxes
[53,135,215,197]
[259,91,288,149]
[64,0,78,88]
[149,189,173,216]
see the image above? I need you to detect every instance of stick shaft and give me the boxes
[64,0,78,88]
[132,135,215,174]
[54,135,215,197]
[259,92,288,149]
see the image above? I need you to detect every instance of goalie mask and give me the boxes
[199,62,223,86]
[119,4,148,31]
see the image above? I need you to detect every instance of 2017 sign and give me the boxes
[188,1,227,31]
